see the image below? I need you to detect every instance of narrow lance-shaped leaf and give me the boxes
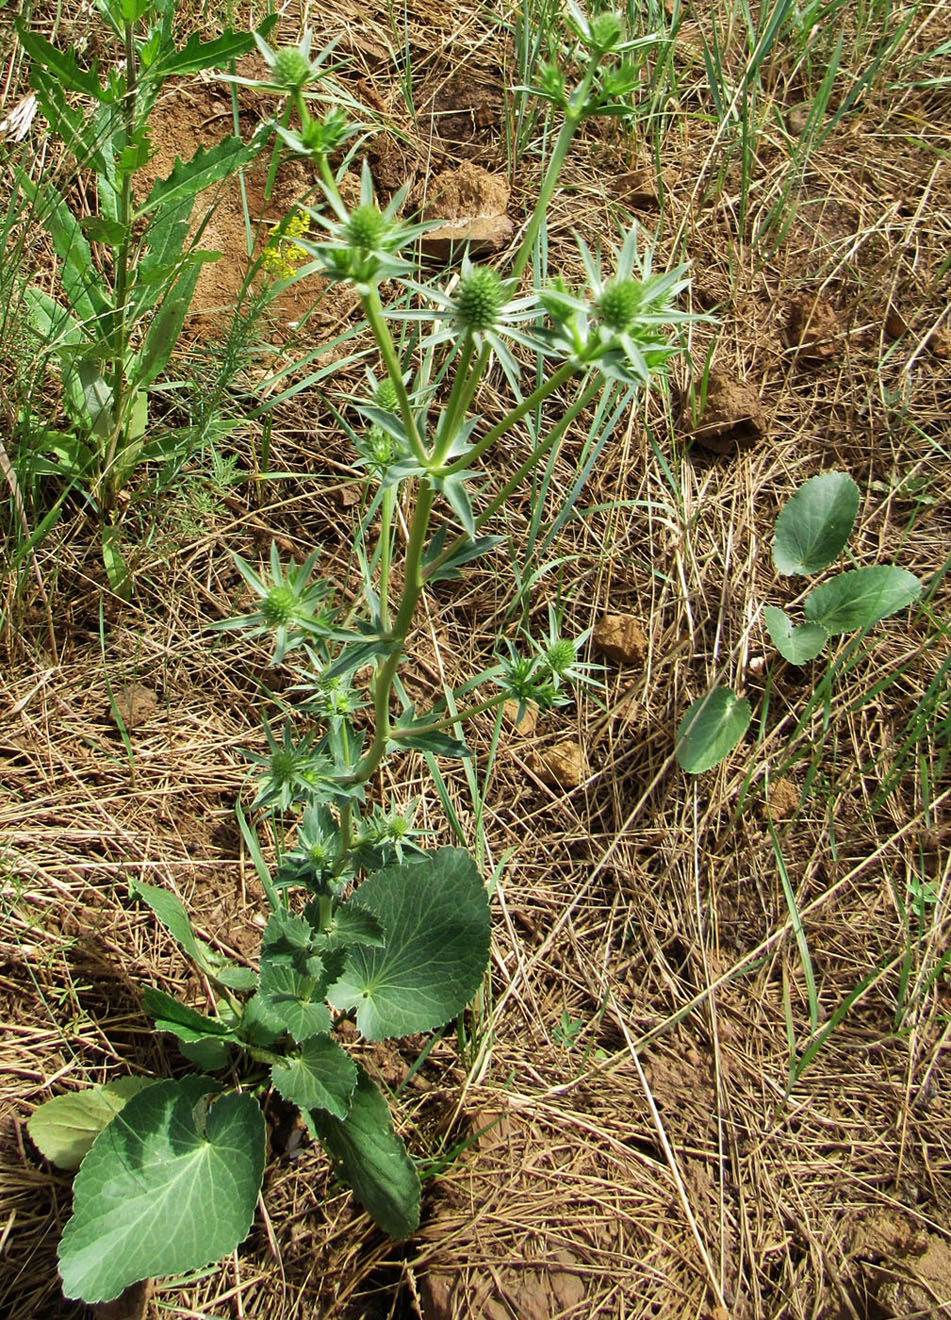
[311,1064,421,1238]
[58,1077,265,1304]
[772,471,860,576]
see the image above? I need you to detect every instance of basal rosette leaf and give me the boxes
[675,687,751,774]
[327,848,490,1041]
[311,1064,420,1237]
[58,1077,265,1304]
[803,566,922,634]
[28,1078,156,1172]
[772,472,860,576]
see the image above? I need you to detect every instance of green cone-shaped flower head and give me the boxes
[596,279,642,331]
[374,377,401,412]
[271,47,315,92]
[454,266,506,332]
[345,205,388,250]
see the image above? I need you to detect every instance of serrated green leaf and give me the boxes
[58,1077,265,1304]
[16,24,102,96]
[803,566,922,634]
[135,136,263,220]
[146,27,261,78]
[258,959,332,1042]
[763,605,829,665]
[270,1035,357,1119]
[28,1078,155,1171]
[327,848,490,1041]
[261,909,316,959]
[311,1064,420,1237]
[675,687,752,774]
[772,472,860,576]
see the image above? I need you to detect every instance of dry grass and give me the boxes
[2,0,951,1316]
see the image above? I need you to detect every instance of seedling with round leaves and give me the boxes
[676,471,923,773]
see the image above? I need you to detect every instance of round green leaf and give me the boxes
[803,566,922,635]
[675,687,751,774]
[772,472,859,576]
[28,1078,156,1171]
[58,1077,265,1304]
[763,606,829,665]
[327,848,490,1041]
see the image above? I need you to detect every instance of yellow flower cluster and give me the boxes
[260,211,311,282]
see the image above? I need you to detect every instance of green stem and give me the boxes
[509,60,596,283]
[349,479,436,784]
[102,19,138,516]
[441,358,580,476]
[361,286,428,465]
[390,692,508,740]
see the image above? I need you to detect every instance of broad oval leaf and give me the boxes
[270,1035,357,1119]
[803,566,922,635]
[773,472,860,576]
[311,1064,420,1238]
[327,849,490,1041]
[58,1077,265,1304]
[28,1078,156,1172]
[675,687,751,774]
[762,605,829,666]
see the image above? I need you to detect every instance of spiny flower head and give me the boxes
[374,377,401,412]
[454,265,506,332]
[271,47,315,93]
[345,204,387,250]
[596,279,641,332]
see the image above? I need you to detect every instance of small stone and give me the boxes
[110,683,157,729]
[421,163,512,261]
[527,740,587,790]
[684,367,768,454]
[593,613,648,665]
[785,294,840,361]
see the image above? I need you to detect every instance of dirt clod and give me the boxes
[764,777,799,820]
[685,367,768,454]
[885,305,909,339]
[594,613,648,665]
[502,699,538,736]
[420,163,513,261]
[527,740,587,789]
[785,293,840,360]
[110,683,157,729]
[927,326,951,359]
